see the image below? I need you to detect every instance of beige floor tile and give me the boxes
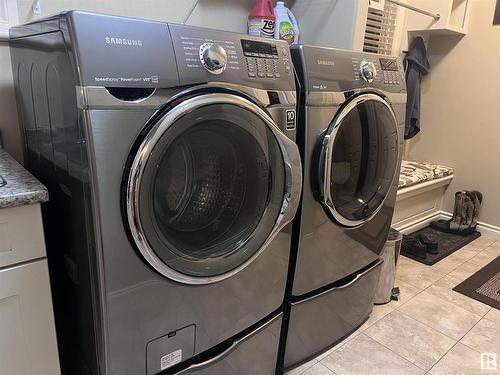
[470,236,497,249]
[429,343,486,375]
[364,310,456,371]
[426,275,491,316]
[301,362,335,375]
[468,247,500,267]
[484,308,500,322]
[447,261,485,284]
[286,358,318,375]
[397,257,446,289]
[398,291,482,340]
[316,330,361,361]
[455,243,488,256]
[388,278,422,308]
[461,318,500,354]
[321,334,424,375]
[358,303,394,331]
[431,253,470,275]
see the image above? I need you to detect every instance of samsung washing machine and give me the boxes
[10,11,302,375]
[279,45,406,370]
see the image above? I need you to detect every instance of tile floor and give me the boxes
[286,236,500,375]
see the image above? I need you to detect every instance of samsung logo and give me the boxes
[105,37,143,46]
[317,60,335,66]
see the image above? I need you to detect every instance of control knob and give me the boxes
[199,43,227,75]
[360,60,377,82]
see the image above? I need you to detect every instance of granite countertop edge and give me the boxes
[0,149,48,209]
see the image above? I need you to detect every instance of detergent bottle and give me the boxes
[248,0,275,38]
[274,1,299,45]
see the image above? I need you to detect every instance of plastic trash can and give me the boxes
[374,228,403,304]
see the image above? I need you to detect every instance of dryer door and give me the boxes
[124,93,301,284]
[318,93,399,227]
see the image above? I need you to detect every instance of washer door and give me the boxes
[125,93,301,284]
[318,93,399,227]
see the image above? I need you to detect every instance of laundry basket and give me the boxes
[374,228,403,304]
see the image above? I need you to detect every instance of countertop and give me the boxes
[0,149,48,209]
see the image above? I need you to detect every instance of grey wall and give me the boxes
[407,0,500,228]
[2,0,258,162]
[0,42,21,162]
[16,0,256,32]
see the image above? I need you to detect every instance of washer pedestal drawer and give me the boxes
[164,313,282,375]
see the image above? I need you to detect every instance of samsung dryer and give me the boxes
[10,11,301,375]
[280,45,406,370]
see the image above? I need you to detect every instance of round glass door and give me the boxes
[319,93,399,227]
[125,94,296,284]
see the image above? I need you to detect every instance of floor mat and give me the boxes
[401,226,481,265]
[453,256,500,309]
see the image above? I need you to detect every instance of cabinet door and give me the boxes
[0,259,60,375]
[0,204,47,268]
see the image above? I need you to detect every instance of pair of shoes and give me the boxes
[430,191,483,236]
[402,233,439,259]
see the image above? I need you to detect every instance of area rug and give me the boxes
[401,225,481,265]
[453,256,500,309]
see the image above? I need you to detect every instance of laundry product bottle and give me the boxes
[248,0,276,38]
[274,1,299,45]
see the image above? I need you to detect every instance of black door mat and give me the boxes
[453,256,500,309]
[401,226,481,265]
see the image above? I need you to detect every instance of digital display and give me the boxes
[241,39,278,57]
[380,58,398,71]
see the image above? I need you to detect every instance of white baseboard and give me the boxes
[440,211,500,239]
[393,211,442,235]
[395,210,500,239]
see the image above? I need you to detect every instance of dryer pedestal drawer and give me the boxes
[284,260,382,369]
[0,204,46,268]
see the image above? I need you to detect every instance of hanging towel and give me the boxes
[404,36,431,140]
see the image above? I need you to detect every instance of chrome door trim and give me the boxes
[126,93,302,285]
[319,93,399,228]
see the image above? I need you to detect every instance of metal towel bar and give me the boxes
[386,0,441,21]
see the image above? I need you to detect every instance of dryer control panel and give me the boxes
[169,24,295,91]
[292,45,406,93]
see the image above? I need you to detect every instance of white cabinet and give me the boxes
[405,0,471,35]
[0,204,60,375]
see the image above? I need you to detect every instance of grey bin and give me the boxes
[374,228,403,304]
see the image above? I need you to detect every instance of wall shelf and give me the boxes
[405,0,470,35]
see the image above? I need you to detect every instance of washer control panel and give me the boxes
[242,39,291,79]
[169,24,294,90]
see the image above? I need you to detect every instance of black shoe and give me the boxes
[402,236,428,259]
[420,233,439,254]
[430,218,477,237]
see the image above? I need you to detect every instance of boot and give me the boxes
[431,191,466,233]
[449,191,466,231]
[430,191,478,236]
[460,191,483,235]
[470,190,483,229]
